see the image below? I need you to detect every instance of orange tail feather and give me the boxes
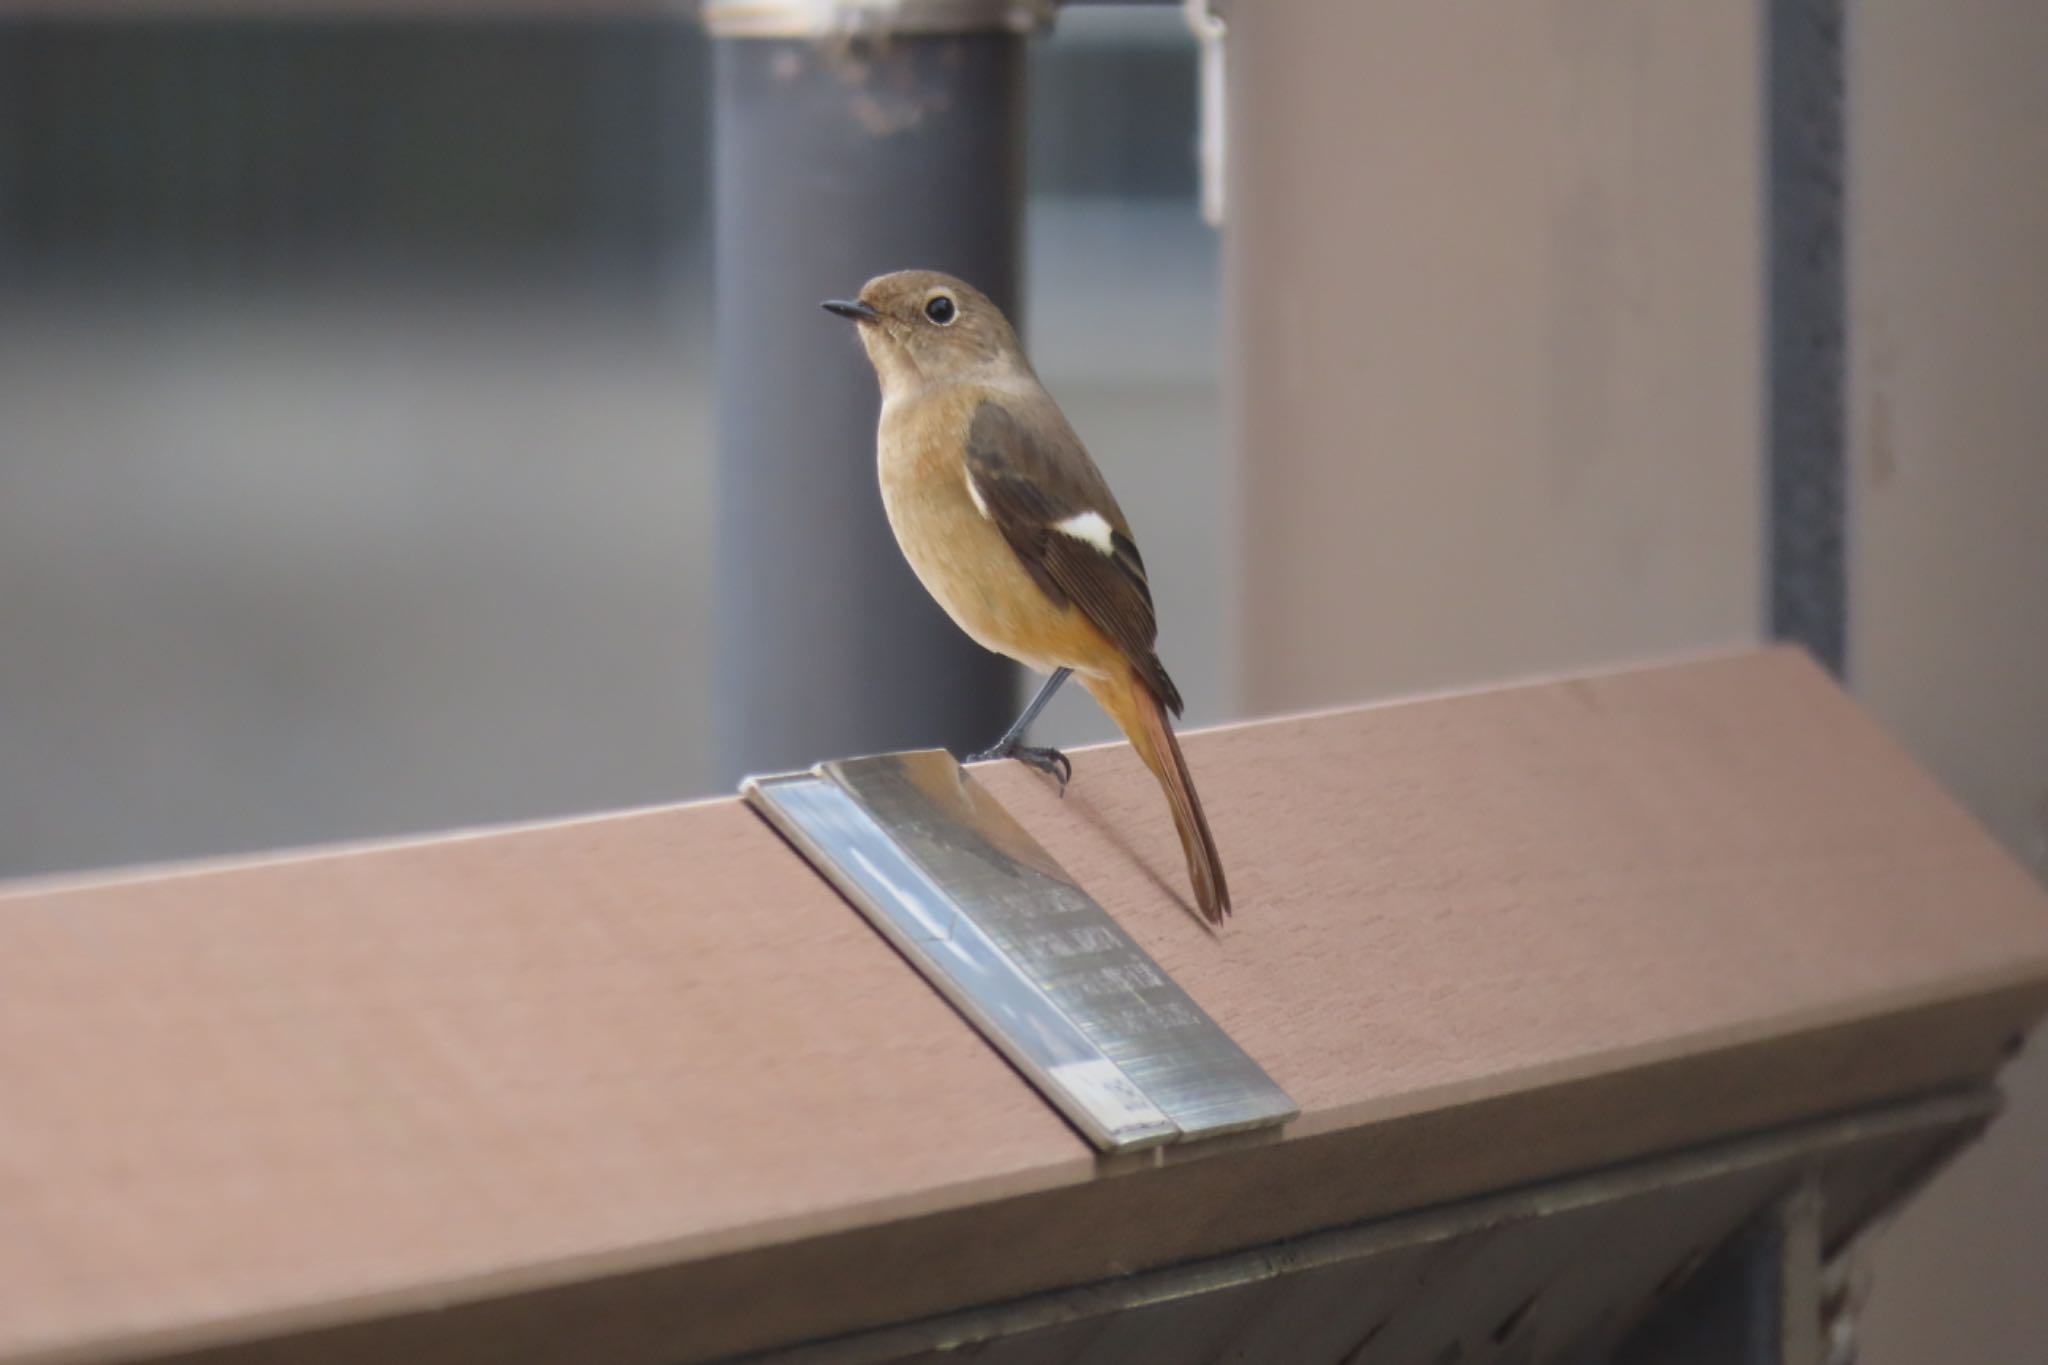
[1085,667,1231,923]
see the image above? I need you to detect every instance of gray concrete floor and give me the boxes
[0,200,1223,878]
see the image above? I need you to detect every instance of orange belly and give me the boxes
[877,393,1121,679]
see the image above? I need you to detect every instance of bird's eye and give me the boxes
[924,295,957,325]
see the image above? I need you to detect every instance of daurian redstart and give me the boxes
[825,270,1230,924]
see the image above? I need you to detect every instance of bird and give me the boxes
[823,269,1230,924]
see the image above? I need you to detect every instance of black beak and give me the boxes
[822,298,881,323]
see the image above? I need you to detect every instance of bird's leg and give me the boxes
[968,667,1074,790]
[971,668,1071,757]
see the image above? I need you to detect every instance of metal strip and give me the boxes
[746,769,1177,1150]
[743,750,1297,1152]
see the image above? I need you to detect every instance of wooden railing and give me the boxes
[5,646,2046,1363]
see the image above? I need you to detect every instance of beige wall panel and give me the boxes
[1848,4,2048,1361]
[1228,1,1764,711]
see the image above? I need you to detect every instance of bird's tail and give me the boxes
[1085,665,1231,924]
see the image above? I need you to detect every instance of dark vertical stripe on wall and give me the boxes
[1767,0,1849,676]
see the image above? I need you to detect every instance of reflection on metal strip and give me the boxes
[743,750,1297,1153]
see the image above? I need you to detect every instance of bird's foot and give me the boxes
[1012,745,1073,793]
[966,740,1072,794]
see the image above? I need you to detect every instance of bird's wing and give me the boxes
[965,397,1183,715]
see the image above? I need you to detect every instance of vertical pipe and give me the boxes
[705,8,1040,785]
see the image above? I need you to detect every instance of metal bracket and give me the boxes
[743,749,1297,1152]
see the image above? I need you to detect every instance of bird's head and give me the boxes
[823,270,1027,397]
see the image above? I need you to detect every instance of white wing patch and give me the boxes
[1053,511,1117,555]
[964,467,992,519]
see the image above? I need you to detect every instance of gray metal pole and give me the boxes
[704,2,1049,786]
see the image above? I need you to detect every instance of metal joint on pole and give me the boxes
[704,0,1037,785]
[702,0,1057,39]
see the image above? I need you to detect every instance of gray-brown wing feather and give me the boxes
[965,399,1183,715]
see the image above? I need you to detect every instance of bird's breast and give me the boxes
[875,391,1102,675]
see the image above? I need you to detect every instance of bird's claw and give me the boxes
[967,741,1072,794]
[1013,744,1072,793]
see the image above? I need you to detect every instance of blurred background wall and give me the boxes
[2,1,2044,1355]
[1227,3,1763,711]
[0,7,1222,876]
